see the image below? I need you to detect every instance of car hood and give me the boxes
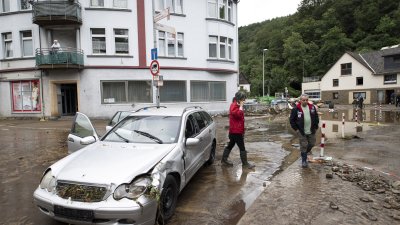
[51,141,177,185]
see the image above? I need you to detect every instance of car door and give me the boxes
[184,112,208,181]
[67,112,99,154]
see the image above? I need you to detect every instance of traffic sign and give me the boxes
[154,23,176,36]
[154,7,170,23]
[150,60,160,76]
[151,48,158,60]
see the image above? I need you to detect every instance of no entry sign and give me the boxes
[150,60,160,76]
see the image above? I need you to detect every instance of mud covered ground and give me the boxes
[0,105,399,225]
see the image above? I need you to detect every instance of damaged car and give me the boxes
[33,106,217,224]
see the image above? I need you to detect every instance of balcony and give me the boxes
[32,1,82,26]
[36,48,84,69]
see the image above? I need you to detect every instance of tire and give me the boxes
[157,175,178,224]
[206,141,216,165]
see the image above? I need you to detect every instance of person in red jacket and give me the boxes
[221,91,255,169]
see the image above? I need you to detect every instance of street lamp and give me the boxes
[262,48,268,97]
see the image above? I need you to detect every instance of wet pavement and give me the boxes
[0,105,399,225]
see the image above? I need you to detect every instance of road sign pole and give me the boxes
[152,0,160,108]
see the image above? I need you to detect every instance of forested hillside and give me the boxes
[239,0,400,97]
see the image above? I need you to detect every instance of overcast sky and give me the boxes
[238,0,302,27]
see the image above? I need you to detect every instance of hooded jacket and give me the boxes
[289,102,319,135]
[229,100,245,134]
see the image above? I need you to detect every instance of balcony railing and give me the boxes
[302,76,321,83]
[36,48,84,69]
[32,1,82,26]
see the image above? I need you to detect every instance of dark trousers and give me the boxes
[222,133,248,164]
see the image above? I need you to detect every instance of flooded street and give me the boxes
[0,106,399,224]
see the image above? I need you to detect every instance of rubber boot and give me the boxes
[301,152,308,168]
[240,151,255,169]
[221,147,233,166]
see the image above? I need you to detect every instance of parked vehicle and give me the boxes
[33,106,217,225]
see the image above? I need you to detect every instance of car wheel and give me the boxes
[157,175,178,224]
[206,140,216,165]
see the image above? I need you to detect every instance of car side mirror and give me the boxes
[80,136,97,145]
[186,138,199,146]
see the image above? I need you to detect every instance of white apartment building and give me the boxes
[0,0,239,118]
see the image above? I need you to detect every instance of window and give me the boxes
[353,92,366,99]
[20,0,31,10]
[207,0,217,18]
[101,80,152,104]
[356,77,363,86]
[91,28,106,54]
[219,37,226,59]
[90,0,104,7]
[341,63,352,75]
[12,80,41,112]
[227,1,232,22]
[21,31,33,57]
[114,29,128,54]
[2,32,12,58]
[190,81,226,102]
[1,0,10,12]
[209,35,233,60]
[155,0,182,14]
[160,81,186,102]
[208,36,217,58]
[384,74,397,84]
[208,0,232,22]
[333,79,339,87]
[333,92,339,99]
[304,90,320,100]
[228,38,233,60]
[393,55,400,63]
[218,0,226,19]
[158,31,184,57]
[113,0,127,8]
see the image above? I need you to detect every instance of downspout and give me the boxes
[39,25,45,121]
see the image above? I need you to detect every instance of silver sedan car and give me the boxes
[33,106,217,225]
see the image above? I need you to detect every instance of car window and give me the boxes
[109,112,121,126]
[103,116,180,144]
[109,111,131,126]
[200,111,213,126]
[71,113,95,138]
[185,115,196,138]
[193,112,206,131]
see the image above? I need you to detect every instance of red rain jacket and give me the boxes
[229,100,245,134]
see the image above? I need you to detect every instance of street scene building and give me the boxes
[0,0,239,118]
[302,45,400,105]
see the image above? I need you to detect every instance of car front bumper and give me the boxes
[33,187,158,225]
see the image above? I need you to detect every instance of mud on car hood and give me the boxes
[50,141,177,185]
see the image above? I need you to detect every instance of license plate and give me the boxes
[54,205,94,221]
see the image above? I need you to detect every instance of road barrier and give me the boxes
[341,112,345,138]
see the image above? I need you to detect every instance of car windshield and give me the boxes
[103,116,181,144]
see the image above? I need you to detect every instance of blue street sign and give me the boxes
[151,48,158,60]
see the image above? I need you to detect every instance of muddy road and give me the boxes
[0,106,399,224]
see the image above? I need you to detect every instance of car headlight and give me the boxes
[39,170,56,193]
[113,177,151,200]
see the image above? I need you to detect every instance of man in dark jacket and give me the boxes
[289,94,319,168]
[221,91,255,169]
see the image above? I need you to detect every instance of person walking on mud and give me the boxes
[221,91,255,169]
[289,94,319,168]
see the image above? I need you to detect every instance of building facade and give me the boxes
[0,0,239,118]
[302,46,400,105]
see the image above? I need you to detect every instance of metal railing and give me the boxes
[32,1,82,24]
[36,48,84,68]
[303,76,321,83]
